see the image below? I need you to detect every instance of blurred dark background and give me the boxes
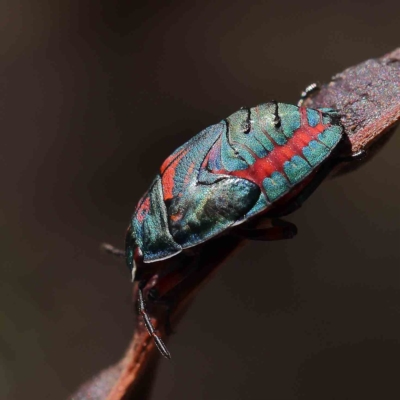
[1,1,399,399]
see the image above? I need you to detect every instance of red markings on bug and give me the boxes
[184,162,196,185]
[136,196,150,223]
[209,107,330,190]
[161,148,189,201]
[170,213,182,222]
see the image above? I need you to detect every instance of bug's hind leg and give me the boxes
[234,219,297,241]
[138,281,172,359]
[297,82,320,107]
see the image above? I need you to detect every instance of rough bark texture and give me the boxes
[303,48,400,154]
[70,48,400,400]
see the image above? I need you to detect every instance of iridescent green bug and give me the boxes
[107,85,349,358]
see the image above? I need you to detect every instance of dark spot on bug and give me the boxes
[241,121,251,134]
[272,100,281,128]
[165,198,173,208]
[241,107,252,134]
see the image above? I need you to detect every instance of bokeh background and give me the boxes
[1,1,399,399]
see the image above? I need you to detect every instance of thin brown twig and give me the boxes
[71,48,400,400]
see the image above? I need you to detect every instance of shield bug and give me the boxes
[111,98,345,358]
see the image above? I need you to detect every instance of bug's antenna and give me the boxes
[101,243,126,258]
[138,287,171,359]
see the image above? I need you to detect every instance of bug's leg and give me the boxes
[143,262,213,334]
[138,280,171,359]
[234,218,297,241]
[100,243,125,258]
[139,236,246,346]
[144,240,242,332]
[297,82,320,107]
[146,261,198,336]
[337,148,368,162]
[143,280,185,340]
